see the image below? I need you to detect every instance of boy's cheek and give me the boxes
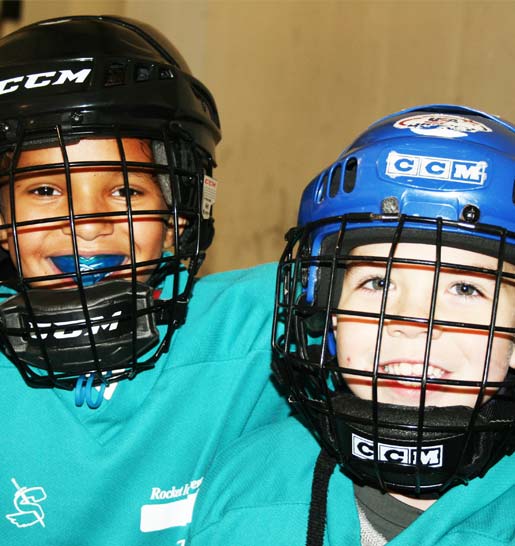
[163,217,187,250]
[0,214,9,251]
[509,342,515,369]
[163,224,175,250]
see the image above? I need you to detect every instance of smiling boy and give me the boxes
[0,138,174,288]
[337,243,515,409]
[0,16,288,546]
[189,105,515,545]
[334,241,515,513]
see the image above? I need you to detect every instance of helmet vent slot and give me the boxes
[343,157,357,193]
[158,67,174,80]
[135,64,152,82]
[315,171,329,203]
[329,164,342,197]
[191,83,221,128]
[104,63,126,87]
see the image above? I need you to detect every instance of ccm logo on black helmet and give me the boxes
[0,68,92,95]
[28,310,122,340]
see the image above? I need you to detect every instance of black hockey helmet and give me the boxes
[0,15,221,393]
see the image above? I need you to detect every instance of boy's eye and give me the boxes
[30,186,61,197]
[112,187,141,198]
[450,282,482,297]
[362,277,389,291]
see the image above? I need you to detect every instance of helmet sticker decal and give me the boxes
[351,434,444,468]
[393,114,493,138]
[386,151,488,184]
[202,175,218,220]
[0,67,92,95]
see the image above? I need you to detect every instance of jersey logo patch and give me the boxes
[6,478,47,528]
[140,477,203,533]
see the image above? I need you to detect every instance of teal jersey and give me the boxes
[0,263,290,546]
[189,417,515,546]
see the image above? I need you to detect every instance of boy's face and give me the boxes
[0,138,174,288]
[333,242,515,408]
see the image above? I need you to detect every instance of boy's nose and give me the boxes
[385,290,442,340]
[61,195,115,240]
[385,319,440,339]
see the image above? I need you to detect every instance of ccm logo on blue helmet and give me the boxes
[0,67,92,95]
[351,433,443,467]
[386,151,488,184]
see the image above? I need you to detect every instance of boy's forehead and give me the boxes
[16,138,153,167]
[349,241,506,269]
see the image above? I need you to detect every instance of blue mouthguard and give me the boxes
[51,255,125,286]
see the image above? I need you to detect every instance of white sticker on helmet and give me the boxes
[351,433,443,467]
[393,114,492,138]
[0,67,92,95]
[202,175,218,219]
[386,151,488,184]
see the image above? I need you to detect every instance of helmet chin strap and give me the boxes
[325,391,515,497]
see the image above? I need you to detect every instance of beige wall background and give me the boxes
[4,0,515,274]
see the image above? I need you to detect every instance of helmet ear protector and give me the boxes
[273,104,515,497]
[0,15,221,392]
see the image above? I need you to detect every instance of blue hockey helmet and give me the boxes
[299,104,515,304]
[273,104,515,497]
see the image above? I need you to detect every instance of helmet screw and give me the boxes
[381,196,399,214]
[461,204,480,223]
[301,267,309,287]
[70,112,83,124]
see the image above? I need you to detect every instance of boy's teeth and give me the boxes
[382,363,444,379]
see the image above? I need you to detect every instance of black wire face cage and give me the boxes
[0,122,214,390]
[273,213,515,497]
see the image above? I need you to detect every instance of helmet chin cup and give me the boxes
[0,281,159,384]
[328,393,508,497]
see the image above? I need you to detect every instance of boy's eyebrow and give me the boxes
[343,257,389,267]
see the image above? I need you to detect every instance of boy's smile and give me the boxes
[334,242,515,408]
[0,138,174,288]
